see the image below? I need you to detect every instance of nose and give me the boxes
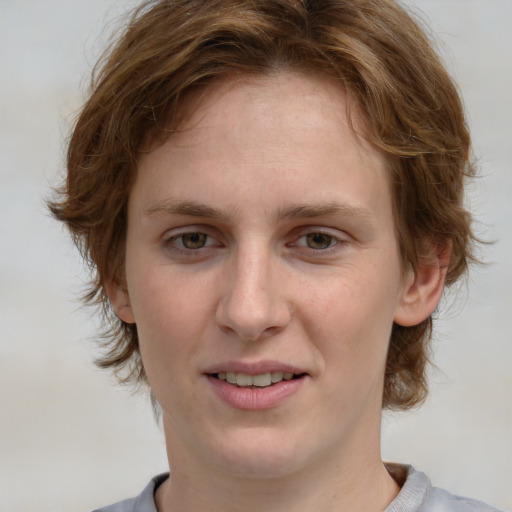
[215,248,291,342]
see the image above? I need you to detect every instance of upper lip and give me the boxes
[203,360,308,376]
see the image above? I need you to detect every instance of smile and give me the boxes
[206,366,308,410]
[215,371,302,388]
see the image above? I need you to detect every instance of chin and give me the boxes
[205,427,308,478]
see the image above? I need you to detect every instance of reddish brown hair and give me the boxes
[50,0,477,409]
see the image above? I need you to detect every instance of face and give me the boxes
[112,72,425,478]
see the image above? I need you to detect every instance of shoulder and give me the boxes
[91,473,169,512]
[385,464,505,512]
[425,485,505,512]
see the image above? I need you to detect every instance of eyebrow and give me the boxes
[276,203,372,221]
[144,200,230,221]
[144,199,372,222]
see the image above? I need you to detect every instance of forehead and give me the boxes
[133,71,391,223]
[169,72,371,151]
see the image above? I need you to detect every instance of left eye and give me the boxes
[297,232,338,250]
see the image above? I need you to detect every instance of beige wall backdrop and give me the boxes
[1,1,511,510]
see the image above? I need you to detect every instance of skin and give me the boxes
[110,72,446,512]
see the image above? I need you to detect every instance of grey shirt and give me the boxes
[93,465,504,512]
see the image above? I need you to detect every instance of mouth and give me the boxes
[205,364,308,409]
[209,371,306,389]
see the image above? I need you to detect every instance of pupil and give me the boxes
[183,233,206,249]
[307,233,332,249]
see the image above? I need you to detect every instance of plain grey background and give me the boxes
[1,1,511,510]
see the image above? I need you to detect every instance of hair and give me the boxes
[49,0,477,410]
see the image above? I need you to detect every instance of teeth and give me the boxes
[271,371,284,383]
[252,373,272,387]
[217,371,296,387]
[236,373,253,386]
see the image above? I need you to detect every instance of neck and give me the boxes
[157,460,399,512]
[156,416,400,512]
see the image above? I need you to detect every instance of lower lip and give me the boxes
[206,375,306,410]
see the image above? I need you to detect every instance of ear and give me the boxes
[105,277,136,324]
[394,242,450,327]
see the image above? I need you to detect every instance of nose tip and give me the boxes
[218,303,285,342]
[215,257,291,342]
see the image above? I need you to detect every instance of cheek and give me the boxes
[127,262,226,370]
[305,293,395,418]
[126,268,205,371]
[300,264,400,374]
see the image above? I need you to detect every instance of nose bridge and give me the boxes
[216,240,290,341]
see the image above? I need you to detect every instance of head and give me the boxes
[50,0,476,410]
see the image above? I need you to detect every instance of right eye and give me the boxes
[166,232,214,250]
[176,232,209,249]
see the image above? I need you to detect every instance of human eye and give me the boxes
[172,232,210,249]
[288,228,350,257]
[163,228,222,257]
[299,232,338,250]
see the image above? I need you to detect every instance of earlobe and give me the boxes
[106,278,136,324]
[394,243,450,327]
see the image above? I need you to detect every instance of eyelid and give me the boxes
[163,224,220,240]
[291,226,352,242]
